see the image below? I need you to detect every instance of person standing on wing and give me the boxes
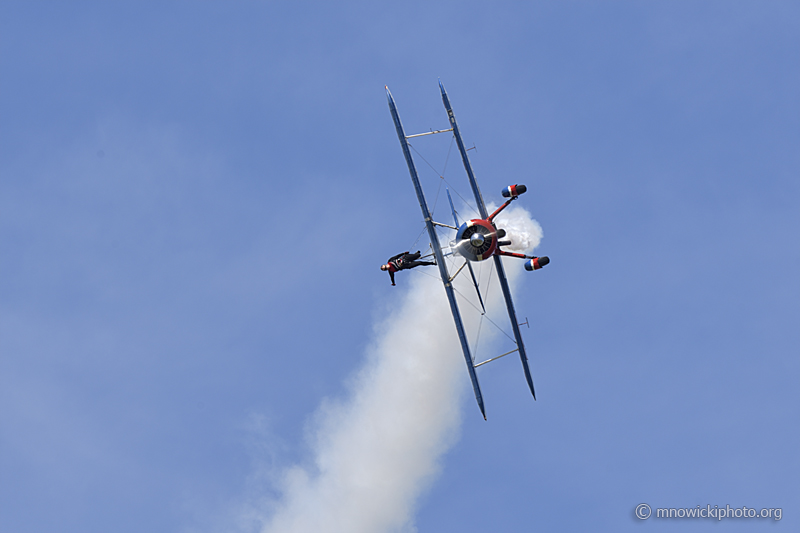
[380,251,435,285]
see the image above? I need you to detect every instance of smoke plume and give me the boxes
[250,206,541,533]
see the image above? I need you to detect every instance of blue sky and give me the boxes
[1,1,798,532]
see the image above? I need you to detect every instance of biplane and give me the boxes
[386,80,550,420]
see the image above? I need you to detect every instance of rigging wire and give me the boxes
[408,263,517,346]
[441,176,481,220]
[431,176,444,218]
[408,139,481,222]
[408,224,428,251]
[472,261,495,359]
[441,135,455,180]
[483,258,495,305]
[408,142,443,180]
[408,142,445,218]
[451,285,517,344]
[472,309,485,364]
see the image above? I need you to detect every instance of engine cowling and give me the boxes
[524,256,550,271]
[501,184,527,198]
[454,219,498,261]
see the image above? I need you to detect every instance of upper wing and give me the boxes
[439,80,489,219]
[386,86,487,419]
[441,80,537,400]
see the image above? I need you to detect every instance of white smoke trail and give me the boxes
[493,205,543,253]
[250,206,542,533]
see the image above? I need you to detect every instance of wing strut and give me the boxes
[386,86,487,419]
[440,80,537,400]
